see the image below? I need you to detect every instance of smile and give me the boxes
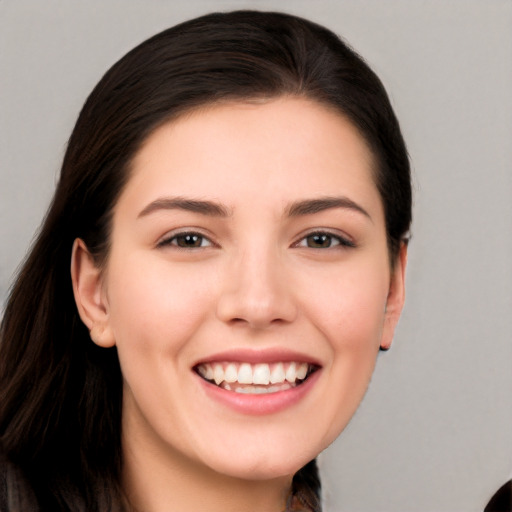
[195,361,318,394]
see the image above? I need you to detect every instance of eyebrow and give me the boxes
[138,197,231,218]
[137,195,371,221]
[285,196,372,220]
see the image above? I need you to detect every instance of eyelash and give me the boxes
[293,231,356,250]
[157,230,355,250]
[157,231,214,249]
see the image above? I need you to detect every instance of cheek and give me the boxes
[103,255,219,442]
[297,261,389,446]
[325,265,389,386]
[105,254,216,356]
[305,259,389,350]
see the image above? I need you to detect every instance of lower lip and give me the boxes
[197,370,321,415]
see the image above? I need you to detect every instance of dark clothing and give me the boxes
[485,480,512,512]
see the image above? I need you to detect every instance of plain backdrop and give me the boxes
[1,1,511,511]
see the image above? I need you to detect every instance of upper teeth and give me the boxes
[196,362,310,386]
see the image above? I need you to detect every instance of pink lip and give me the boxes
[195,368,321,416]
[192,348,322,367]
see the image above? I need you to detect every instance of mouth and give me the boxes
[194,361,319,394]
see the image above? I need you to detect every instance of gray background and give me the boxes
[1,1,511,511]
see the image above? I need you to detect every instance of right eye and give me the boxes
[158,232,213,249]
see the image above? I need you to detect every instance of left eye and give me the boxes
[297,232,352,249]
[159,232,212,249]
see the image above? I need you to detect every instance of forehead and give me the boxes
[119,97,382,220]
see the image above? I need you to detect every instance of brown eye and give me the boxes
[306,233,337,248]
[159,232,213,249]
[296,231,355,249]
[175,234,204,247]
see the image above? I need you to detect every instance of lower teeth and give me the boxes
[222,382,296,394]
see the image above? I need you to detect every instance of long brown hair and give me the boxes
[0,10,411,511]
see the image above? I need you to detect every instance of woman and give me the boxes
[0,10,411,512]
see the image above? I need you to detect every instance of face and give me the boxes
[74,97,406,481]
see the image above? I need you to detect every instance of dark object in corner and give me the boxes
[485,480,512,512]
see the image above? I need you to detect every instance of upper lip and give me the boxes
[192,348,322,368]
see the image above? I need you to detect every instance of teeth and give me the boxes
[213,364,224,385]
[224,363,238,383]
[296,362,308,380]
[196,361,313,389]
[233,383,293,394]
[285,362,297,383]
[252,364,270,385]
[269,362,286,384]
[235,386,254,394]
[238,363,253,384]
[198,364,214,380]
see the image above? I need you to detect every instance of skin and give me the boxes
[72,97,407,512]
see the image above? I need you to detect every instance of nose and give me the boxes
[216,248,298,329]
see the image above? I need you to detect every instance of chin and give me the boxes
[215,459,303,482]
[199,439,322,482]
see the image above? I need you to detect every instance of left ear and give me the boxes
[380,242,408,350]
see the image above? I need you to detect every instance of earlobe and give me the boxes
[71,239,116,348]
[380,242,408,350]
[89,323,115,348]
